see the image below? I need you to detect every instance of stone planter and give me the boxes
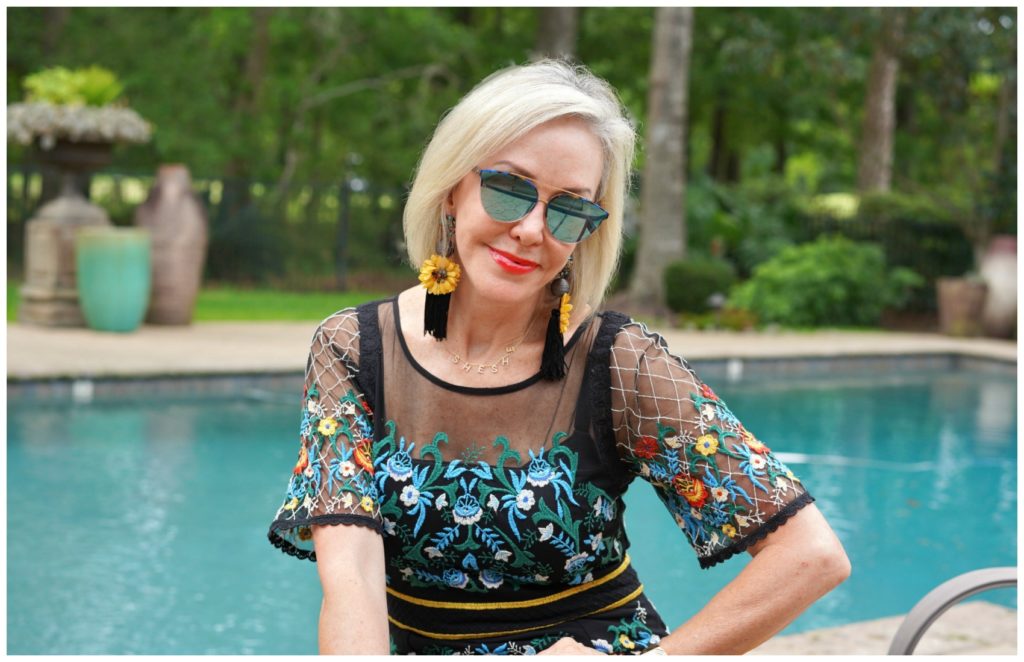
[936,277,988,337]
[75,227,151,333]
[18,139,114,327]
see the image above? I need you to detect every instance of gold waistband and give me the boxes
[388,583,645,641]
[385,553,632,611]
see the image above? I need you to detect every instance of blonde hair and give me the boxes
[403,59,636,308]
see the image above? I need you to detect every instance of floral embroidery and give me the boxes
[369,423,624,593]
[601,602,662,655]
[273,386,380,534]
[621,387,806,565]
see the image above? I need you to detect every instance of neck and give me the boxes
[443,284,551,359]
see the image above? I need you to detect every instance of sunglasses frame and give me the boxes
[473,168,609,244]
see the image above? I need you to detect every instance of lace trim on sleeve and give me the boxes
[698,490,815,569]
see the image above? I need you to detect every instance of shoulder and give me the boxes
[602,313,696,375]
[309,298,393,358]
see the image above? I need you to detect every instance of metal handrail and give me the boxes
[887,566,1017,655]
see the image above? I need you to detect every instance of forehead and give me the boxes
[486,118,603,197]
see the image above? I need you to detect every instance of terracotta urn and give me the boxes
[133,164,209,325]
[979,235,1016,338]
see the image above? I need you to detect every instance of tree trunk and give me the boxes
[628,7,693,309]
[993,42,1016,175]
[225,8,274,212]
[857,8,906,193]
[533,8,579,60]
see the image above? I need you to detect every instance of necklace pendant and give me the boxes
[463,363,473,372]
[505,345,515,353]
[491,365,499,373]
[477,364,486,374]
[501,354,511,366]
[450,353,461,364]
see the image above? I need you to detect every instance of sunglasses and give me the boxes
[474,168,609,244]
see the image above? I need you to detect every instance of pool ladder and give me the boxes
[888,566,1017,655]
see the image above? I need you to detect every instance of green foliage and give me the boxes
[686,174,801,277]
[728,235,924,327]
[664,255,737,313]
[803,190,973,309]
[679,307,757,331]
[23,65,124,106]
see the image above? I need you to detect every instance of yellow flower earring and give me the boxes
[541,256,573,380]
[419,213,461,340]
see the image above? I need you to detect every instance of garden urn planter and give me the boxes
[133,164,209,325]
[936,277,988,337]
[18,140,114,327]
[75,227,151,333]
[979,235,1016,338]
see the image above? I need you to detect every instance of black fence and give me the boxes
[8,166,973,310]
[7,165,408,289]
[794,214,974,311]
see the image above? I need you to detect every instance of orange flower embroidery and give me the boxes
[353,438,375,475]
[672,474,708,509]
[292,446,309,475]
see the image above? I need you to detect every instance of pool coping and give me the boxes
[7,321,1016,400]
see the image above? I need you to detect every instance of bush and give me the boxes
[728,236,923,327]
[800,191,972,311]
[664,256,737,313]
[686,174,803,277]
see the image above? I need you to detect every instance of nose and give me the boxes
[509,201,547,246]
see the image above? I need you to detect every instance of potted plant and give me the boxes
[8,65,153,327]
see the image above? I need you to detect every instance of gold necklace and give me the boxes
[443,314,537,375]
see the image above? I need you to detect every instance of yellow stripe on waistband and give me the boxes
[386,554,632,611]
[388,583,645,641]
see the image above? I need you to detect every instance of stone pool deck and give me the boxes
[5,320,1016,380]
[5,320,1018,654]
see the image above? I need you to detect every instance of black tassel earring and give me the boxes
[419,214,460,340]
[540,257,573,381]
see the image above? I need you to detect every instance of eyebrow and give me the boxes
[491,160,594,198]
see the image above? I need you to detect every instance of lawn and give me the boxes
[7,281,386,322]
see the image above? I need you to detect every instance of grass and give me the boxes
[7,281,386,322]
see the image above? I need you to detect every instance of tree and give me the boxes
[533,8,579,60]
[629,7,693,309]
[857,8,906,192]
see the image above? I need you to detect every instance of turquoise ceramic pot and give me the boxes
[75,227,152,332]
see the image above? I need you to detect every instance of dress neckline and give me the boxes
[390,296,593,396]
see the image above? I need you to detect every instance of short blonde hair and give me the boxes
[403,59,636,308]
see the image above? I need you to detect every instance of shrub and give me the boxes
[728,236,923,327]
[799,191,972,311]
[664,256,737,313]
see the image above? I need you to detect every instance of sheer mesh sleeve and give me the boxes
[268,309,382,561]
[610,322,814,569]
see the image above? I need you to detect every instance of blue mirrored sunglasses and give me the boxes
[474,168,609,244]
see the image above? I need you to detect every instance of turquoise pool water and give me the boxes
[7,367,1016,653]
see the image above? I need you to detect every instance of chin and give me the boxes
[466,270,547,306]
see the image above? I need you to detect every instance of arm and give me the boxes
[660,504,851,655]
[313,522,390,654]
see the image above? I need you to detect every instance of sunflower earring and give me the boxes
[419,213,461,340]
[541,256,573,380]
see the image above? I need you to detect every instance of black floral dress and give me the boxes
[268,298,813,655]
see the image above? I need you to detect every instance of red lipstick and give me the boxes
[489,247,539,275]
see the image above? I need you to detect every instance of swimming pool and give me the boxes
[7,364,1016,653]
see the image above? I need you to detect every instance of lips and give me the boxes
[488,247,539,274]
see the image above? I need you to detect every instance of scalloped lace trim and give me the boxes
[268,514,383,562]
[698,491,816,569]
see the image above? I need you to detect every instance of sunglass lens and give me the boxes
[546,195,608,243]
[480,171,537,222]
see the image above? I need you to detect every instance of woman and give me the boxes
[268,59,850,655]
